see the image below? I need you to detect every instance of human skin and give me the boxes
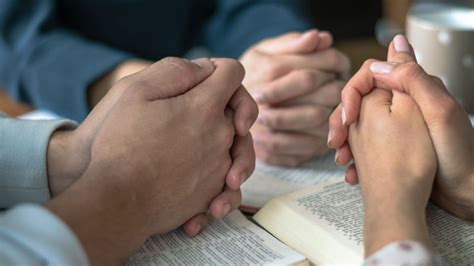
[241,30,351,166]
[328,35,474,220]
[47,58,258,240]
[46,58,258,265]
[89,30,351,167]
[348,88,436,257]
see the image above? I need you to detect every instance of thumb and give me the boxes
[130,57,215,101]
[369,61,456,124]
[387,35,418,64]
[255,29,322,55]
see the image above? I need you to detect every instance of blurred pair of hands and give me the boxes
[90,29,351,167]
[46,58,258,265]
[327,35,474,256]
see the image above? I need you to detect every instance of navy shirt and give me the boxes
[0,0,310,121]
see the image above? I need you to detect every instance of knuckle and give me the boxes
[267,113,283,128]
[262,58,286,81]
[220,125,236,149]
[398,62,425,81]
[307,107,324,123]
[295,70,317,92]
[265,87,280,101]
[430,75,444,87]
[221,58,246,80]
[432,96,461,123]
[266,138,282,152]
[325,49,343,68]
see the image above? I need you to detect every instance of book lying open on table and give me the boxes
[127,180,474,265]
[241,152,345,212]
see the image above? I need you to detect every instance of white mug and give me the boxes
[407,4,474,113]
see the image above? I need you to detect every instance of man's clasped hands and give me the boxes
[44,34,473,264]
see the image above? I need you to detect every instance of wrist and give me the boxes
[363,195,431,257]
[431,175,474,221]
[46,163,147,265]
[47,129,88,196]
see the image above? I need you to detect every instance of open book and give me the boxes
[241,152,345,212]
[127,180,474,265]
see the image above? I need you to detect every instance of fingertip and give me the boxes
[210,202,231,220]
[183,214,208,237]
[328,105,348,148]
[232,88,259,136]
[345,164,358,185]
[297,29,320,53]
[393,35,411,53]
[336,143,353,165]
[387,35,417,64]
[341,88,362,126]
[317,31,333,50]
[226,171,241,190]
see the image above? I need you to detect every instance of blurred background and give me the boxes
[1,0,473,116]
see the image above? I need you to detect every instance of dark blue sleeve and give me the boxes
[202,0,312,58]
[0,0,131,121]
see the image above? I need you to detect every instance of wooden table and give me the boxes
[0,89,32,116]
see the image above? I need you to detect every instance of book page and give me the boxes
[427,205,474,264]
[241,151,345,209]
[126,211,306,265]
[289,182,365,255]
[275,181,474,263]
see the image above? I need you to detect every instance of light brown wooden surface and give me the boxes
[0,89,32,116]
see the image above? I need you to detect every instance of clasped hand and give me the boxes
[328,35,474,221]
[46,58,258,265]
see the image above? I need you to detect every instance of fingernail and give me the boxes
[393,35,410,53]
[344,175,349,184]
[370,62,395,75]
[341,107,347,126]
[327,130,333,148]
[192,58,214,70]
[335,150,340,165]
[223,204,232,217]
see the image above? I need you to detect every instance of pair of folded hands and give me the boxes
[327,35,473,256]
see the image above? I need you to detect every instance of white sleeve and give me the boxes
[0,204,88,265]
[363,240,443,266]
[0,114,77,207]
